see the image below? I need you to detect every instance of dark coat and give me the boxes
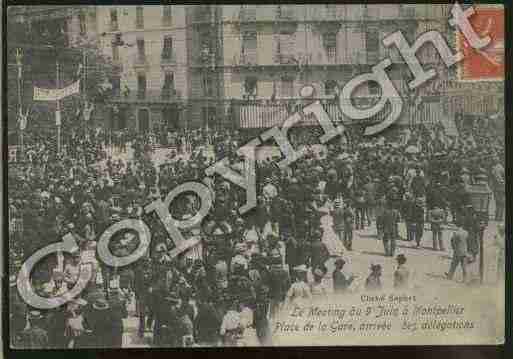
[267,266,290,302]
[194,302,222,344]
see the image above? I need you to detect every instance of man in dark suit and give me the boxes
[382,202,400,257]
[412,198,425,248]
[268,253,290,319]
[446,222,469,282]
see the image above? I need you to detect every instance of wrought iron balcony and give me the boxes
[161,52,176,65]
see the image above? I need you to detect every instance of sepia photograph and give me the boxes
[5,4,505,349]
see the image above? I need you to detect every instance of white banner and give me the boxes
[34,80,80,101]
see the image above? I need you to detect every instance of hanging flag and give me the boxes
[34,80,80,101]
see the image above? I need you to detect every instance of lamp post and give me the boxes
[15,48,25,160]
[465,174,491,284]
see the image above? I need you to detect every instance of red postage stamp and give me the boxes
[457,5,504,82]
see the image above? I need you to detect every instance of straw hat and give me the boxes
[92,298,110,310]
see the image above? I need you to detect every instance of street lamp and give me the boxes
[465,174,491,284]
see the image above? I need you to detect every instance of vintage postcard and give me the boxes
[5,3,505,349]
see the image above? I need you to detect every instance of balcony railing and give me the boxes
[110,89,182,103]
[161,88,180,100]
[366,51,379,65]
[161,52,176,65]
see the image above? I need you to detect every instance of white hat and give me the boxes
[293,264,308,272]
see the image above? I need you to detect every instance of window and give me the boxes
[162,6,172,26]
[325,4,337,18]
[244,77,257,98]
[136,6,144,29]
[281,77,294,98]
[137,73,146,98]
[202,106,216,128]
[368,81,381,96]
[137,38,145,62]
[199,31,214,63]
[240,5,256,21]
[78,12,86,35]
[325,80,337,96]
[112,42,119,61]
[323,33,337,62]
[366,28,379,63]
[162,72,174,98]
[276,30,296,64]
[163,106,179,131]
[111,76,121,97]
[277,5,294,19]
[241,30,257,64]
[162,36,173,61]
[203,74,214,97]
[110,9,118,31]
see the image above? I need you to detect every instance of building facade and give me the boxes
[11,5,503,135]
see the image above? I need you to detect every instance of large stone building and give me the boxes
[9,5,504,135]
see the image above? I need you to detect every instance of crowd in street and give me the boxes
[9,115,505,348]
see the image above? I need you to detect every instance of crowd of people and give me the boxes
[9,114,505,348]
